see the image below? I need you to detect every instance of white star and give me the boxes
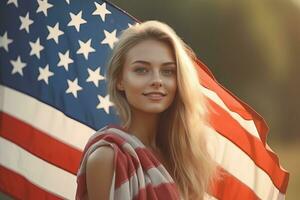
[36,0,53,16]
[29,38,44,59]
[68,11,87,32]
[101,29,118,49]
[0,32,13,52]
[66,78,82,98]
[10,56,26,76]
[86,67,105,87]
[37,64,54,84]
[97,94,114,114]
[92,2,111,22]
[47,23,64,44]
[19,12,33,33]
[58,50,73,71]
[128,23,137,28]
[77,39,95,59]
[7,0,18,7]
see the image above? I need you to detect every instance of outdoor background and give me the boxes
[109,0,299,199]
[0,0,298,199]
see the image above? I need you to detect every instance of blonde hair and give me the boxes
[106,20,216,199]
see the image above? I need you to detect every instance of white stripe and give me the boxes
[201,85,261,139]
[114,165,146,200]
[147,165,173,185]
[109,172,116,200]
[0,137,76,199]
[206,126,285,200]
[0,85,94,150]
[114,180,131,200]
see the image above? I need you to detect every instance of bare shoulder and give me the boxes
[86,146,115,200]
[87,145,115,164]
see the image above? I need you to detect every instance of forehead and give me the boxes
[124,39,176,65]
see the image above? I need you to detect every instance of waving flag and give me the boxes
[0,0,289,199]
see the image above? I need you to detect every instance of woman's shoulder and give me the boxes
[86,145,115,175]
[85,144,115,178]
[85,143,115,199]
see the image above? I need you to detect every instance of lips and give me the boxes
[143,92,166,96]
[142,92,166,100]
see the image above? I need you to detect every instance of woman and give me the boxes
[76,20,216,200]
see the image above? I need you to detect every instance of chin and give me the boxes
[143,106,169,114]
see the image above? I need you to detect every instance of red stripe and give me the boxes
[208,100,289,193]
[194,59,269,143]
[0,112,82,175]
[114,147,164,187]
[0,165,62,200]
[136,148,162,169]
[114,144,137,187]
[211,168,260,200]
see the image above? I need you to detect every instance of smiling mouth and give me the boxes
[143,93,165,100]
[142,92,166,96]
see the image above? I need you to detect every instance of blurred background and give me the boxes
[0,0,298,199]
[109,0,299,199]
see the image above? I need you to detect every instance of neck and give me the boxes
[126,109,160,149]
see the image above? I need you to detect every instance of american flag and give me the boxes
[0,0,289,199]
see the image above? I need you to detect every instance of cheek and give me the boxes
[124,71,145,85]
[123,75,146,96]
[165,77,177,93]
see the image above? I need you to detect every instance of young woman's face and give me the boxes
[118,39,177,115]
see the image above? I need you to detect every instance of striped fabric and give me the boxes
[76,125,181,200]
[193,58,289,200]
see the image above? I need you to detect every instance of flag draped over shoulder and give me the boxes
[0,0,289,199]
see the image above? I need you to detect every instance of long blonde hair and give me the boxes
[106,20,216,200]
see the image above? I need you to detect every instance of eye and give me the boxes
[161,68,176,76]
[134,67,148,74]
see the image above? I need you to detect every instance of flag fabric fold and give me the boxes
[0,0,289,199]
[76,125,181,200]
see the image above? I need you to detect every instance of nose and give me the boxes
[151,71,162,88]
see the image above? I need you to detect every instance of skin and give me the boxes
[86,39,177,200]
[86,146,114,200]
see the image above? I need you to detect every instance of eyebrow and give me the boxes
[131,60,176,67]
